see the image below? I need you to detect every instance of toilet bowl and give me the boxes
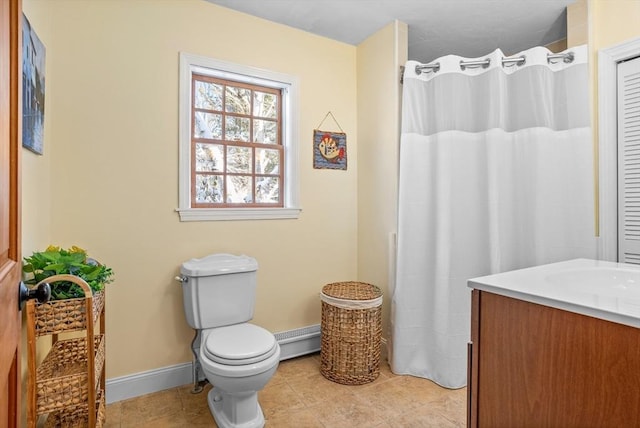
[200,323,280,428]
[178,253,280,428]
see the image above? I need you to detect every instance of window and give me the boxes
[192,75,283,206]
[177,53,300,221]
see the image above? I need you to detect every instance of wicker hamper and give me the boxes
[320,281,383,385]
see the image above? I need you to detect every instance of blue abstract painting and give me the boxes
[22,14,46,155]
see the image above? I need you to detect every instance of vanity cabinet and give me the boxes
[468,289,640,428]
[26,275,106,427]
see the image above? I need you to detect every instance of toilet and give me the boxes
[179,253,280,428]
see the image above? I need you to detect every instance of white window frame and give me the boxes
[177,52,301,221]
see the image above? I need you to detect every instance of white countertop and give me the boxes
[468,258,640,329]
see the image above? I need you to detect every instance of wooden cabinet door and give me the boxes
[0,0,22,425]
[474,291,640,427]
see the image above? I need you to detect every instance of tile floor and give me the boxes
[105,353,467,427]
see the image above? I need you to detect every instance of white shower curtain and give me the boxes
[391,45,597,388]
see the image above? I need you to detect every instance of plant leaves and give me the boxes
[22,246,114,300]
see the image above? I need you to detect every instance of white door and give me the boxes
[617,56,640,263]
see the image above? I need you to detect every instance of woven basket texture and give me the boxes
[43,390,105,428]
[34,291,105,336]
[36,335,105,415]
[320,281,383,385]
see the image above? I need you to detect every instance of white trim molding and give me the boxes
[106,362,192,404]
[176,207,301,222]
[598,37,640,261]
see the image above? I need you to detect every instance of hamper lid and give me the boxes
[320,281,383,309]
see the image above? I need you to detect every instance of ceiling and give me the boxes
[205,0,575,63]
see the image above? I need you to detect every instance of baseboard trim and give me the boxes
[106,362,192,404]
[106,324,322,404]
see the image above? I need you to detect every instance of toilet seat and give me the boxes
[203,323,277,366]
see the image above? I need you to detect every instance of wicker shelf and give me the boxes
[43,390,105,428]
[32,290,105,335]
[26,275,106,428]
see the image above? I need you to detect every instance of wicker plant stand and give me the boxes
[26,274,106,427]
[320,281,383,385]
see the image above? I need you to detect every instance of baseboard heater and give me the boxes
[274,324,321,360]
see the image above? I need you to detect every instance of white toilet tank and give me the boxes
[180,253,258,329]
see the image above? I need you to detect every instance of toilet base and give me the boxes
[207,387,265,428]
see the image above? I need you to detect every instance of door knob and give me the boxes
[18,281,51,310]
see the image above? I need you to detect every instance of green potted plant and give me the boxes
[23,245,114,300]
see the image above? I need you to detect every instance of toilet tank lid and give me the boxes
[180,253,258,277]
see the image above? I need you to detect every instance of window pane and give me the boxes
[225,116,250,141]
[194,112,222,139]
[186,68,291,212]
[225,86,251,114]
[255,148,279,174]
[253,91,277,119]
[227,145,252,173]
[226,176,253,203]
[256,176,279,203]
[253,119,277,144]
[195,143,224,172]
[195,174,224,203]
[194,80,222,110]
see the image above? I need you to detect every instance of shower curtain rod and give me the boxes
[413,51,575,75]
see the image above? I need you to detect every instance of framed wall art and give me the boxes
[22,14,46,155]
[313,112,347,170]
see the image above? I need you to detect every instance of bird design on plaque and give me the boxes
[318,133,345,161]
[313,129,347,170]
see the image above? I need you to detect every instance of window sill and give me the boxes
[176,207,302,222]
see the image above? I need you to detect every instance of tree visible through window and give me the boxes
[191,74,283,207]
[178,53,300,221]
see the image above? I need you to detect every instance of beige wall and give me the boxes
[356,21,408,341]
[21,0,359,379]
[591,0,640,48]
[568,0,589,47]
[545,38,568,53]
